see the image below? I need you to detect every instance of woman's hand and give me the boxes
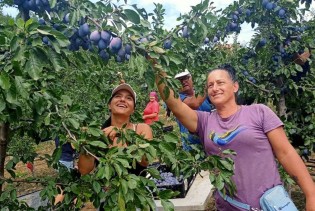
[102,126,127,148]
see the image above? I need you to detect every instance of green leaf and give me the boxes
[25,51,42,80]
[5,160,14,170]
[161,199,174,211]
[34,97,45,115]
[87,127,103,137]
[12,45,26,62]
[140,19,151,28]
[162,55,170,66]
[139,143,150,148]
[0,72,11,90]
[15,76,29,99]
[47,49,64,71]
[152,46,165,54]
[68,118,80,129]
[93,181,101,194]
[10,36,19,52]
[219,159,233,171]
[114,163,123,177]
[49,38,61,54]
[149,41,158,47]
[209,174,215,183]
[215,175,224,190]
[0,35,5,45]
[61,95,72,105]
[146,168,161,179]
[169,56,182,65]
[27,22,40,32]
[118,191,126,211]
[104,164,111,180]
[16,18,24,29]
[89,141,107,149]
[115,158,130,168]
[124,9,140,24]
[295,64,303,72]
[0,95,5,112]
[159,189,177,199]
[163,133,179,143]
[37,28,51,36]
[95,167,105,179]
[10,189,17,199]
[70,184,80,194]
[127,179,137,189]
[25,18,34,30]
[44,114,50,125]
[146,145,157,159]
[6,85,18,105]
[144,68,155,90]
[49,30,71,47]
[120,179,128,195]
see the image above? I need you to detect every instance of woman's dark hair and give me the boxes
[101,117,111,129]
[208,64,238,82]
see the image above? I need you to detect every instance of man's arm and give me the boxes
[182,94,207,110]
[154,70,199,133]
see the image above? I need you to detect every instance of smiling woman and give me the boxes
[78,83,153,175]
[153,61,315,210]
[76,83,154,210]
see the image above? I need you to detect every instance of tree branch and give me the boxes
[61,122,100,161]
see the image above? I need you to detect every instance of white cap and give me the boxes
[174,69,191,79]
[110,83,137,103]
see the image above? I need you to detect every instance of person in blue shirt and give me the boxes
[174,70,213,150]
[54,137,76,170]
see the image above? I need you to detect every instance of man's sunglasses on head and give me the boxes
[178,75,191,81]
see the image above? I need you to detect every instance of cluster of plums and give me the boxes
[151,171,183,187]
[39,17,132,63]
[13,0,50,13]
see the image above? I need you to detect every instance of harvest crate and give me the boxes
[149,164,196,198]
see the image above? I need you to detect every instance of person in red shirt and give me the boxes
[142,91,160,125]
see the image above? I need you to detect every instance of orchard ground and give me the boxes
[4,107,315,210]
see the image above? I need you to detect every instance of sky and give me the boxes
[2,0,255,44]
[128,0,256,44]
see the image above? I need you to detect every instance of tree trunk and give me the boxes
[18,6,30,21]
[278,94,287,119]
[0,122,10,193]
